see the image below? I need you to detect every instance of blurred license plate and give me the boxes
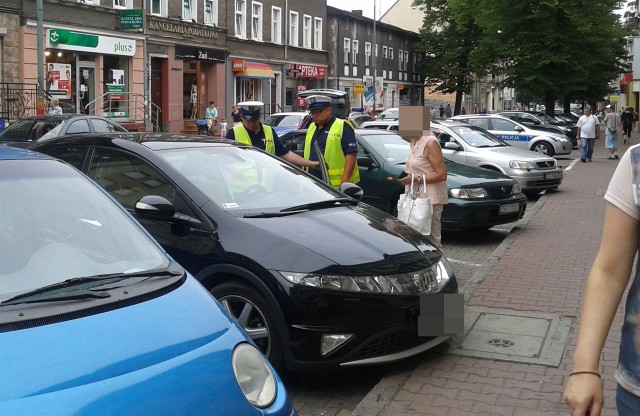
[499,203,520,215]
[545,172,561,180]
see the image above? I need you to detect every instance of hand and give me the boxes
[398,176,412,186]
[309,161,320,169]
[563,373,603,416]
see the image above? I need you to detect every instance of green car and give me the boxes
[281,129,527,230]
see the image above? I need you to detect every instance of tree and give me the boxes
[472,0,629,115]
[412,0,484,115]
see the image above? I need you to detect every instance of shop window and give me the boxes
[313,18,322,50]
[251,2,263,41]
[289,11,299,47]
[235,0,247,38]
[204,0,218,26]
[272,6,282,44]
[103,55,130,121]
[235,77,259,104]
[302,15,311,48]
[150,0,167,17]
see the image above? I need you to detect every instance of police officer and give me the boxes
[226,101,318,169]
[303,95,359,187]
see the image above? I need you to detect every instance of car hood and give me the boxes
[482,145,555,162]
[0,277,248,406]
[446,162,514,188]
[223,204,440,274]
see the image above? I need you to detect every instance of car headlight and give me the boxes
[232,343,277,408]
[280,261,450,294]
[450,187,488,199]
[509,161,535,170]
[512,182,521,194]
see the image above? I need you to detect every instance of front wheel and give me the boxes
[531,141,554,156]
[211,281,285,372]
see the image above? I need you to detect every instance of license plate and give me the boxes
[545,172,561,180]
[499,203,520,215]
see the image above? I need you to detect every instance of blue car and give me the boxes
[0,147,296,416]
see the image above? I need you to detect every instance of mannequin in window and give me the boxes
[190,84,198,119]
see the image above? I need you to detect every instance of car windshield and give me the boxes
[264,114,304,128]
[0,119,63,142]
[381,110,399,119]
[158,146,344,215]
[448,125,509,147]
[536,113,562,124]
[358,132,410,163]
[0,159,168,301]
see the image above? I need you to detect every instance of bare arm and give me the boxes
[424,139,447,183]
[341,153,357,183]
[563,204,638,415]
[282,151,320,169]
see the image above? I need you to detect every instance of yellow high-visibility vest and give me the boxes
[233,124,276,155]
[304,119,359,187]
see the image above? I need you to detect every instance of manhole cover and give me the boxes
[447,307,572,366]
[488,338,515,348]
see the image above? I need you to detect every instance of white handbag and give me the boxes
[397,174,433,235]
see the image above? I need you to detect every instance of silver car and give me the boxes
[451,114,571,156]
[432,120,563,195]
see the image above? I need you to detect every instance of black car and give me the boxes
[32,133,458,373]
[499,110,577,148]
[0,115,126,148]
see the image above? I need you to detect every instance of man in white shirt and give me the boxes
[576,106,600,163]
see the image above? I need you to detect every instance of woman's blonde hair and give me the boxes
[50,98,59,106]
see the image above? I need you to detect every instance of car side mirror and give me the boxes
[514,126,524,132]
[135,195,175,221]
[357,155,378,168]
[444,141,462,151]
[340,182,363,201]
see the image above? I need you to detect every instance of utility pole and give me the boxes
[36,0,44,113]
[372,0,377,117]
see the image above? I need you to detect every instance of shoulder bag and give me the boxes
[397,174,433,236]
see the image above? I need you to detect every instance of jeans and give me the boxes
[617,384,640,415]
[580,137,595,160]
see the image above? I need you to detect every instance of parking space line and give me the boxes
[447,258,483,267]
[564,158,580,171]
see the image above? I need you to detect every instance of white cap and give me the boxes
[305,95,332,109]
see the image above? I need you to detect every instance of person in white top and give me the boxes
[576,106,600,163]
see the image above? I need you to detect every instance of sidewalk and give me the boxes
[354,134,634,415]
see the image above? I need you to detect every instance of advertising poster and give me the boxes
[106,69,126,101]
[362,76,384,113]
[45,63,72,100]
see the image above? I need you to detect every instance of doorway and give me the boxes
[78,63,96,114]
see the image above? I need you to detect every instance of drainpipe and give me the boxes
[284,0,288,60]
[36,0,44,108]
[336,16,340,90]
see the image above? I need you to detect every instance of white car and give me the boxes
[451,114,571,156]
[432,120,563,195]
[359,120,399,131]
[378,107,399,120]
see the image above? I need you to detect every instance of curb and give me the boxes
[351,191,552,416]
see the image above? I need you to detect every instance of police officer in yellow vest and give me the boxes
[226,101,318,169]
[303,95,359,187]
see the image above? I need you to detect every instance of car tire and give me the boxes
[531,141,554,156]
[211,281,286,372]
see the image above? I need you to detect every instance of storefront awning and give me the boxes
[237,62,274,79]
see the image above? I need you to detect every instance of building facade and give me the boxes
[327,6,423,114]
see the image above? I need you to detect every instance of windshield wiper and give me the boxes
[243,210,307,218]
[0,289,111,306]
[0,269,182,306]
[280,197,359,213]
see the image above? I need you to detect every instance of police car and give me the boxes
[451,114,571,156]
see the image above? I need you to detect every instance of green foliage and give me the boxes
[412,0,630,110]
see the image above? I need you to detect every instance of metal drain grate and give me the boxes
[488,338,515,348]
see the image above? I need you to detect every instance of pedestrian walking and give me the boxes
[603,104,621,159]
[563,144,640,415]
[219,117,228,139]
[205,101,218,136]
[303,95,359,187]
[439,105,445,119]
[226,101,317,169]
[461,106,467,115]
[398,131,448,249]
[576,106,600,162]
[444,104,452,118]
[621,106,634,144]
[231,104,243,126]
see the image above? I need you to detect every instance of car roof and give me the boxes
[296,88,347,99]
[11,114,76,121]
[0,146,53,160]
[431,120,475,128]
[268,112,306,116]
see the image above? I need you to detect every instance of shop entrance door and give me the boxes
[78,64,96,114]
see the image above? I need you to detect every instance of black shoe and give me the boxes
[581,158,586,163]
[587,159,592,162]
[615,155,620,159]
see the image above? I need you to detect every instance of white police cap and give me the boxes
[237,101,264,115]
[305,95,332,109]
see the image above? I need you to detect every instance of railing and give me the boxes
[84,92,161,132]
[0,83,39,124]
